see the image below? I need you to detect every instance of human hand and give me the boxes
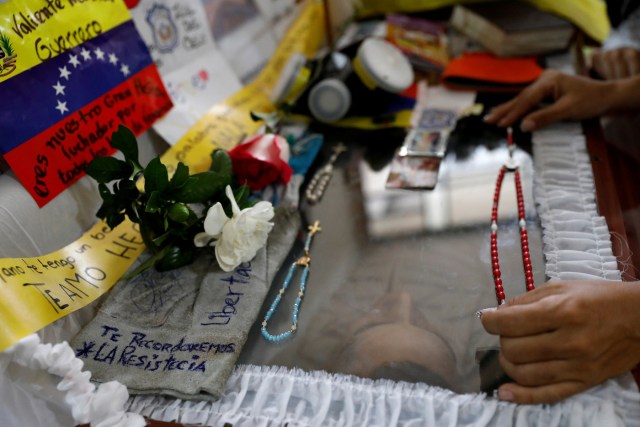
[479,280,640,404]
[592,47,640,80]
[483,70,613,132]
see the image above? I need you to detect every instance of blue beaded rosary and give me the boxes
[261,220,321,342]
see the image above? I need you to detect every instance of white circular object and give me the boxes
[308,78,352,122]
[357,38,414,93]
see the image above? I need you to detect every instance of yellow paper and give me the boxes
[0,1,326,352]
[0,220,144,351]
[0,0,131,82]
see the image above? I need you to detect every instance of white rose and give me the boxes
[193,185,274,272]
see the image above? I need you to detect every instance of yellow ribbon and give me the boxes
[0,219,143,351]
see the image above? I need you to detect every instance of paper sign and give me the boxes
[129,0,242,144]
[0,12,173,207]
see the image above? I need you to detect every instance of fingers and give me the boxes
[612,55,628,80]
[481,303,558,337]
[591,48,640,80]
[591,50,612,79]
[519,95,574,131]
[480,284,564,336]
[484,71,559,129]
[498,352,583,387]
[623,48,640,77]
[497,381,587,404]
[484,83,552,129]
[499,333,563,364]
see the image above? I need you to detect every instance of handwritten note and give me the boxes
[202,262,252,326]
[75,325,235,374]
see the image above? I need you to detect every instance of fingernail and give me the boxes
[521,119,535,132]
[475,307,497,318]
[483,114,492,122]
[499,388,515,402]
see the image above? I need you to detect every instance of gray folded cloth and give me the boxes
[71,207,300,400]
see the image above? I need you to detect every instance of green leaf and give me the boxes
[97,183,114,201]
[115,178,136,193]
[105,211,125,229]
[250,110,280,124]
[168,203,190,223]
[173,171,229,203]
[168,162,189,190]
[151,232,171,247]
[125,201,141,223]
[144,157,169,193]
[154,245,196,271]
[85,156,132,183]
[110,125,140,167]
[210,149,232,177]
[145,191,163,213]
[0,33,15,56]
[95,200,112,221]
[233,184,252,210]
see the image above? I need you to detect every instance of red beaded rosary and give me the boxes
[490,128,534,305]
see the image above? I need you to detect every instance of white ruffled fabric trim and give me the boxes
[531,124,622,281]
[3,334,145,427]
[603,5,640,51]
[124,364,640,427]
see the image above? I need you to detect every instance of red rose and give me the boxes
[124,0,140,8]
[229,134,293,191]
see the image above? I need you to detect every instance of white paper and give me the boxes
[130,0,242,144]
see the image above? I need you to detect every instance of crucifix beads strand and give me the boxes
[261,221,321,342]
[490,128,534,305]
[305,143,347,204]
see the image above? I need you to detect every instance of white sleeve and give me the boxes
[603,6,640,50]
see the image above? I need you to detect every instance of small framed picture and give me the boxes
[401,128,449,158]
[417,108,457,130]
[385,151,440,190]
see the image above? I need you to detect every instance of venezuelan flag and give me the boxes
[0,1,172,207]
